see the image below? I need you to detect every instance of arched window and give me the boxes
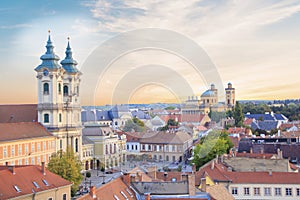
[59,113,62,122]
[58,83,61,94]
[75,138,78,152]
[63,85,68,96]
[60,139,62,149]
[114,144,117,153]
[44,114,49,123]
[43,83,49,95]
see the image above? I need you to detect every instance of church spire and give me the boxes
[35,30,61,71]
[60,37,79,73]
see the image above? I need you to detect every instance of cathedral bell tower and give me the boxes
[225,82,235,109]
[35,31,82,159]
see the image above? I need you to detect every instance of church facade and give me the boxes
[34,32,83,160]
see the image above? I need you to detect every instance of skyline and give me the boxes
[1,0,300,105]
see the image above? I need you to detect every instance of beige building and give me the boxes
[198,159,300,200]
[0,164,71,200]
[82,124,127,170]
[0,122,56,166]
[139,131,193,163]
[182,83,236,116]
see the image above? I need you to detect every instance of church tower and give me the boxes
[225,82,235,109]
[35,32,82,159]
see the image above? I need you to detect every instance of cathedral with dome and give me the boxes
[182,83,236,118]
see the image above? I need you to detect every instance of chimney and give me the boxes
[280,150,283,159]
[181,174,188,181]
[164,172,168,181]
[200,178,206,192]
[122,172,131,185]
[89,186,97,199]
[130,174,136,183]
[42,162,46,175]
[269,169,272,176]
[260,148,264,154]
[192,163,196,173]
[188,174,196,196]
[211,160,215,170]
[11,165,16,175]
[250,147,253,154]
[145,193,150,200]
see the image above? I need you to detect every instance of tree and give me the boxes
[47,148,83,196]
[123,118,145,132]
[233,101,244,127]
[192,130,233,170]
[159,119,179,131]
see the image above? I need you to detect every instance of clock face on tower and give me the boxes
[43,69,49,76]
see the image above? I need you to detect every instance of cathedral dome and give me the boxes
[201,90,215,97]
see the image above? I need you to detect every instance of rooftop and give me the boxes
[0,122,54,142]
[0,165,71,199]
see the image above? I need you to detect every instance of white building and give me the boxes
[34,33,83,159]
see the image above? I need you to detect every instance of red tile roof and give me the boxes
[0,122,54,142]
[0,165,72,199]
[197,159,300,185]
[235,152,274,159]
[181,113,206,123]
[0,104,37,123]
[227,127,246,134]
[78,177,137,200]
[243,118,253,126]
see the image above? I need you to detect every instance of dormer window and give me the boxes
[43,83,49,95]
[14,185,21,192]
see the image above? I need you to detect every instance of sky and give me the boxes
[1,0,300,105]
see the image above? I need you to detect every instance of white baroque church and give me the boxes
[34,32,83,159]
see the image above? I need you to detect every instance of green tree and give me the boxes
[233,101,244,127]
[159,119,179,131]
[123,118,145,132]
[192,130,233,170]
[47,148,83,196]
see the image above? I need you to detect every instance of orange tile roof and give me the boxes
[197,159,300,185]
[78,177,137,200]
[0,122,54,142]
[235,152,274,159]
[181,113,206,123]
[0,104,37,123]
[0,165,71,199]
[227,127,246,134]
[243,118,253,126]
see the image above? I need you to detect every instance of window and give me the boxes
[264,187,271,196]
[297,188,300,196]
[59,113,62,122]
[231,187,238,195]
[33,181,40,188]
[43,141,46,150]
[254,187,260,196]
[25,144,28,153]
[44,114,49,123]
[25,158,28,165]
[31,157,34,164]
[11,146,14,156]
[43,179,49,186]
[31,143,35,152]
[60,139,62,149]
[244,187,250,195]
[75,138,78,152]
[3,147,7,157]
[126,144,129,150]
[286,188,292,196]
[142,144,145,150]
[18,145,22,155]
[58,83,61,94]
[37,143,40,151]
[48,198,53,200]
[63,194,67,200]
[63,85,68,96]
[275,188,281,196]
[43,83,49,95]
[14,185,21,192]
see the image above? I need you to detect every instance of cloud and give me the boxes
[83,0,300,39]
[0,23,32,29]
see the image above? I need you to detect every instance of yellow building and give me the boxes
[82,123,127,170]
[0,122,56,166]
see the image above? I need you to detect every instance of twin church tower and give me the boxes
[34,32,82,158]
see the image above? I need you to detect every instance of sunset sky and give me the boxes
[1,0,300,105]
